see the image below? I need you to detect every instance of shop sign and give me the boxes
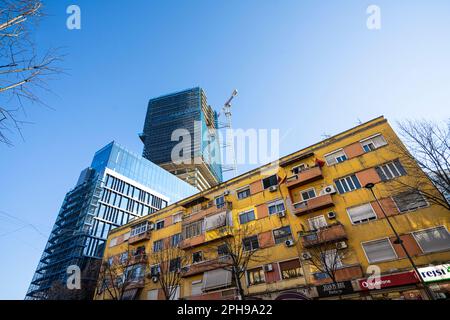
[418,264,450,283]
[358,271,419,291]
[317,281,354,297]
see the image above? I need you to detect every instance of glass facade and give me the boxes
[25,142,197,300]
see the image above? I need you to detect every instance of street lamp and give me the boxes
[364,182,435,300]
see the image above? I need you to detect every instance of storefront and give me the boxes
[418,264,450,299]
[315,281,360,300]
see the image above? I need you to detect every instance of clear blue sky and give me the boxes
[0,0,449,299]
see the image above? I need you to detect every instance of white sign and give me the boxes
[418,264,450,283]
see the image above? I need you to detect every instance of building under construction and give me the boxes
[140,87,223,191]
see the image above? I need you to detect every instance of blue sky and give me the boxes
[0,0,449,299]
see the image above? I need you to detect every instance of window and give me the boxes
[237,187,251,200]
[192,251,203,264]
[155,220,164,230]
[362,238,397,263]
[191,280,203,296]
[119,252,128,264]
[376,160,407,181]
[182,220,203,239]
[202,269,232,292]
[360,134,387,153]
[413,226,450,253]
[247,267,265,286]
[279,259,303,279]
[153,239,163,252]
[393,191,428,212]
[130,222,148,237]
[204,211,228,231]
[292,163,308,174]
[273,226,292,244]
[169,257,181,272]
[262,175,278,189]
[218,244,229,256]
[243,235,259,251]
[268,200,285,215]
[125,265,144,282]
[301,188,316,201]
[325,149,348,165]
[239,210,255,224]
[150,264,160,276]
[308,215,328,230]
[215,195,225,208]
[173,212,183,223]
[335,174,361,194]
[347,203,377,224]
[321,249,343,269]
[171,233,182,247]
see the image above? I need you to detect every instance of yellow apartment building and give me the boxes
[94,116,450,300]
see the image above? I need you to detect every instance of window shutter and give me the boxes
[202,269,232,292]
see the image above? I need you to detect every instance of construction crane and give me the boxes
[220,89,239,177]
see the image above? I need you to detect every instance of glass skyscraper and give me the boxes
[140,87,223,191]
[25,142,197,300]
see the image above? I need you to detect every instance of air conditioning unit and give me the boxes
[148,222,155,230]
[285,239,294,247]
[327,211,336,219]
[277,210,286,218]
[301,252,312,260]
[269,185,278,192]
[264,264,273,272]
[223,190,230,196]
[320,185,336,195]
[336,241,348,250]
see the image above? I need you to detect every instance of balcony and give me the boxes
[292,194,334,216]
[129,254,148,265]
[183,202,233,225]
[179,234,205,250]
[128,231,151,244]
[285,166,323,189]
[205,226,233,243]
[182,256,232,277]
[300,223,347,248]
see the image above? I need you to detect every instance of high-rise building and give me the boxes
[140,87,223,191]
[25,141,197,300]
[97,117,450,301]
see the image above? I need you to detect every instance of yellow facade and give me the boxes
[96,116,450,300]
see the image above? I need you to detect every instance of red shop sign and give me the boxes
[359,271,419,291]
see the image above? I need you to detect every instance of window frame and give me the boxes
[324,149,348,166]
[155,219,165,230]
[392,191,429,213]
[335,174,362,194]
[273,226,292,244]
[246,266,266,286]
[361,237,398,263]
[360,134,387,153]
[243,235,260,251]
[300,187,316,201]
[292,163,308,174]
[412,226,450,254]
[237,186,251,200]
[238,209,256,225]
[267,199,286,215]
[346,203,378,225]
[376,159,407,181]
[262,174,278,190]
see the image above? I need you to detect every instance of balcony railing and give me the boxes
[182,255,232,277]
[179,234,206,250]
[285,166,323,189]
[128,231,151,244]
[300,223,347,248]
[129,254,148,265]
[292,194,334,215]
[183,202,233,224]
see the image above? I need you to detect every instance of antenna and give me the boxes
[219,89,238,177]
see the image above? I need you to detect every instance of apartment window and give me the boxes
[237,187,251,200]
[301,188,316,201]
[169,257,181,272]
[215,195,225,208]
[171,233,182,247]
[247,267,265,286]
[130,222,148,237]
[262,175,278,189]
[279,259,303,280]
[335,174,361,194]
[393,191,428,212]
[347,203,377,224]
[243,235,259,251]
[273,226,292,244]
[292,163,308,174]
[172,212,183,223]
[150,264,160,276]
[155,220,164,230]
[321,249,343,269]
[413,226,450,253]
[362,238,397,263]
[182,220,203,239]
[239,210,255,224]
[218,244,229,256]
[153,239,163,252]
[191,280,203,296]
[268,200,285,215]
[192,251,203,264]
[325,149,348,166]
[308,215,328,230]
[360,134,387,153]
[376,160,407,181]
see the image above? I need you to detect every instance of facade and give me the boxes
[140,87,223,191]
[26,142,197,300]
[96,117,450,301]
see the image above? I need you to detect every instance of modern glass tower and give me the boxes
[140,87,223,191]
[25,141,197,300]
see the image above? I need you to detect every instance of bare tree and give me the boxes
[148,242,189,300]
[389,119,450,211]
[95,246,146,300]
[0,0,62,145]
